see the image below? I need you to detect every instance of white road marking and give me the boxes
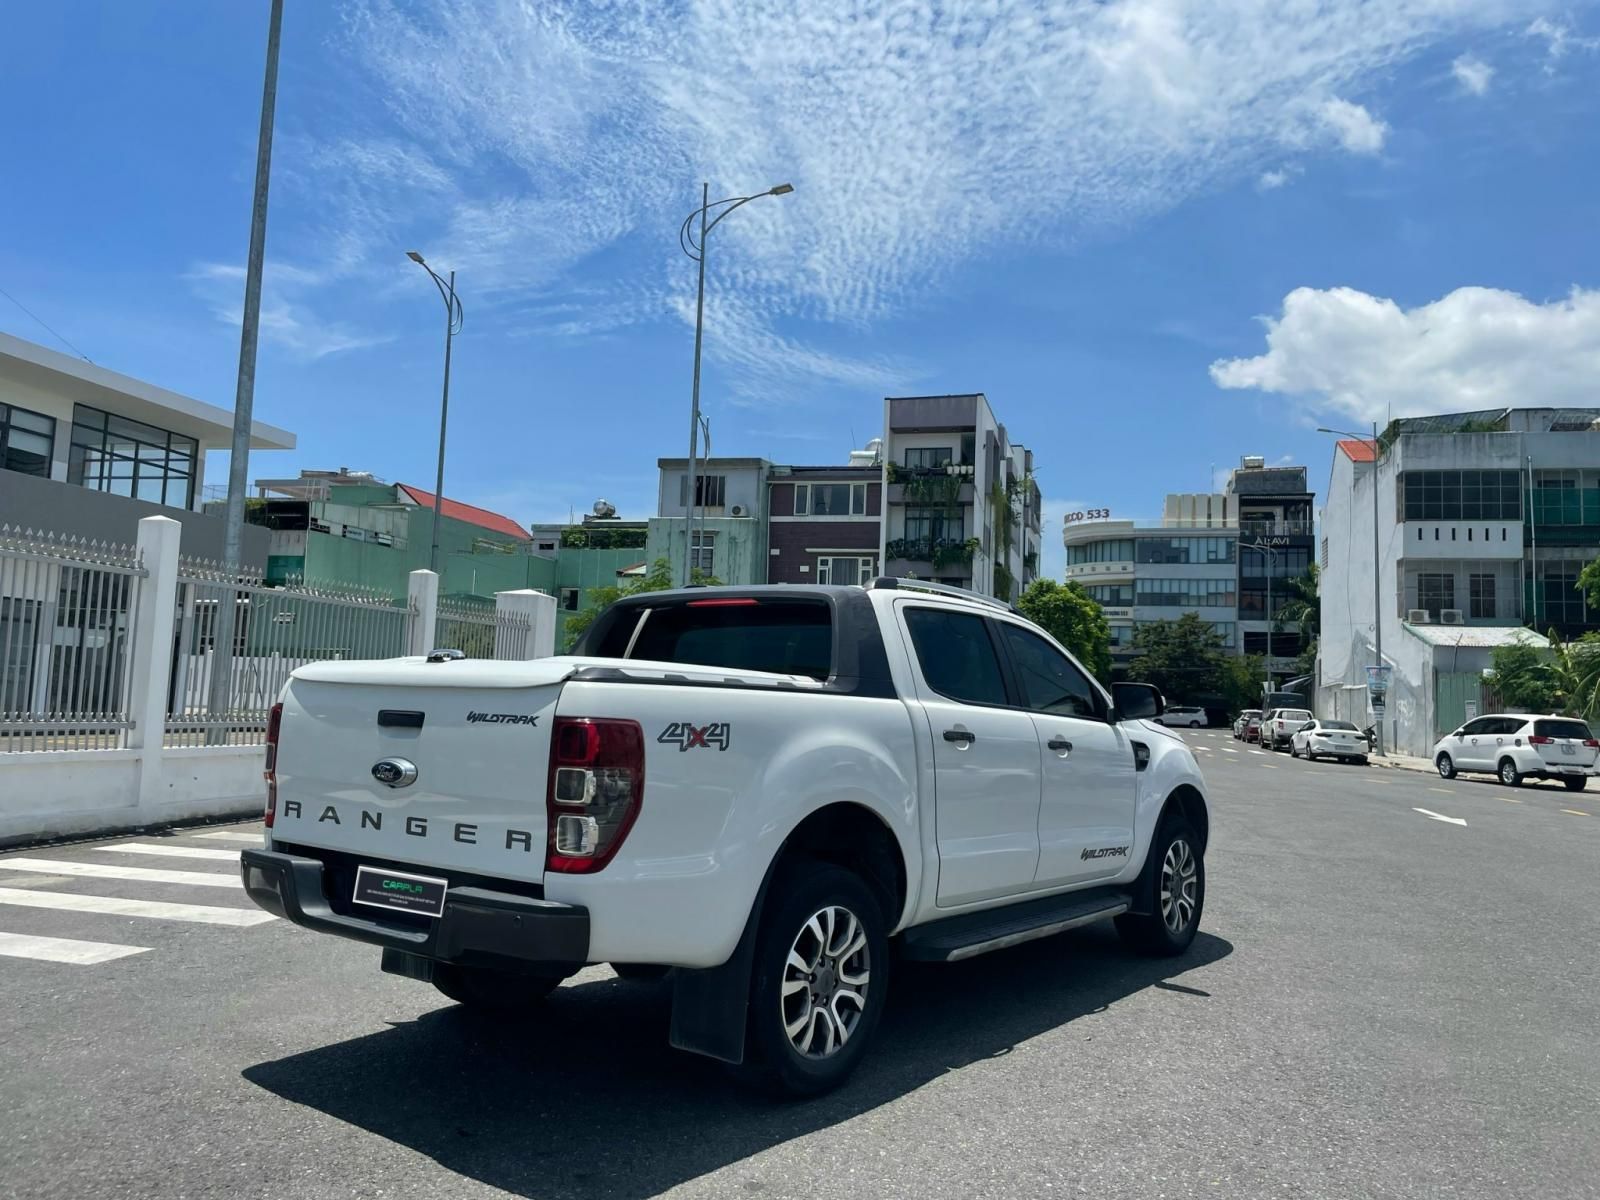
[0,887,272,926]
[0,859,241,888]
[0,931,150,964]
[100,842,240,862]
[189,831,263,844]
[1248,750,1267,756]
[1413,808,1468,827]
[1222,747,1238,754]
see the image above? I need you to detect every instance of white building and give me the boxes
[879,393,1040,602]
[1314,409,1600,756]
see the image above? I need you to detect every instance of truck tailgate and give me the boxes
[269,658,572,885]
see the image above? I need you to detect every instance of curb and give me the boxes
[1367,754,1436,775]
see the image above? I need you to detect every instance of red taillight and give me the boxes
[263,702,283,828]
[546,717,645,874]
[686,598,759,607]
[1529,735,1554,745]
[1585,739,1599,749]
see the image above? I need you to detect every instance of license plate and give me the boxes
[353,865,448,918]
[1563,744,1576,755]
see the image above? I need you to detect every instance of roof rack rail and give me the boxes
[865,576,1013,612]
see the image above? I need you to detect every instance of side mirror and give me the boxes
[1112,682,1164,722]
[1301,722,1315,732]
[1451,730,1464,738]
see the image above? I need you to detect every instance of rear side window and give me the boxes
[998,622,1103,719]
[595,599,834,679]
[904,607,1008,707]
[1534,718,1592,740]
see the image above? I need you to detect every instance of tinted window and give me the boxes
[1321,720,1358,731]
[1535,718,1592,740]
[998,623,1101,719]
[599,599,833,680]
[1458,718,1492,736]
[905,608,1008,707]
[1278,709,1311,722]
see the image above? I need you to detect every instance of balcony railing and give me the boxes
[1239,519,1314,540]
[885,536,979,570]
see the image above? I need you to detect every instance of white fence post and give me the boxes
[494,589,556,659]
[127,516,181,812]
[408,569,439,656]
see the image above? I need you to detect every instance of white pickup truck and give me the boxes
[242,579,1211,1095]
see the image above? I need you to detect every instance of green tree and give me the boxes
[1016,579,1112,681]
[1486,639,1557,714]
[1221,653,1269,714]
[1275,563,1320,678]
[1126,613,1228,705]
[562,557,721,649]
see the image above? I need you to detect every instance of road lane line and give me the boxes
[1248,750,1267,756]
[1428,787,1456,795]
[1413,808,1467,826]
[1221,747,1238,754]
[1500,796,1522,803]
[100,842,240,862]
[0,931,150,964]
[189,831,263,843]
[0,859,241,888]
[1562,809,1591,816]
[0,887,272,926]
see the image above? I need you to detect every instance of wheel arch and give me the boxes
[768,800,910,930]
[1128,784,1208,916]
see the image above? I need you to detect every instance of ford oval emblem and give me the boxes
[372,758,418,788]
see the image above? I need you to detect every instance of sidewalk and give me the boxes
[1367,750,1436,775]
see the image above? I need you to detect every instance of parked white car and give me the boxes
[1262,708,1312,751]
[1159,705,1209,729]
[1433,714,1599,790]
[1289,718,1368,764]
[242,578,1211,1095]
[1232,709,1261,739]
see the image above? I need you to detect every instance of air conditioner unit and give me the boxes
[1440,609,1465,625]
[1407,608,1431,623]
[730,504,749,518]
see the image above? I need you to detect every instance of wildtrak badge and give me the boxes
[1081,845,1130,861]
[466,711,539,726]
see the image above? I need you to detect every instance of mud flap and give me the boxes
[668,861,777,1065]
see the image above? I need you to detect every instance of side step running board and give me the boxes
[901,887,1130,963]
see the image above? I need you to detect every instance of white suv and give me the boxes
[1433,714,1599,790]
[1159,706,1209,729]
[1262,708,1312,751]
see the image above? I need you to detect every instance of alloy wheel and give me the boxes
[781,905,871,1060]
[1159,838,1198,935]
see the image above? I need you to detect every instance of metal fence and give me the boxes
[435,596,498,659]
[165,559,414,746]
[0,526,146,751]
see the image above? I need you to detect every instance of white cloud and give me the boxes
[278,1,1550,388]
[1319,98,1388,155]
[1525,17,1600,65]
[1451,54,1494,95]
[1257,165,1300,191]
[185,262,392,360]
[1209,285,1600,423]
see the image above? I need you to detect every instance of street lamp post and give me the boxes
[407,251,464,577]
[677,181,794,585]
[1317,420,1385,756]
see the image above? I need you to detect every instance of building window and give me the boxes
[680,474,727,508]
[816,555,876,585]
[690,530,716,576]
[795,483,866,516]
[904,446,953,470]
[1134,578,1236,608]
[68,404,196,507]
[1085,583,1134,606]
[1321,537,1329,569]
[1469,573,1495,619]
[1134,536,1235,565]
[0,402,55,477]
[903,507,964,543]
[1416,573,1455,619]
[1243,630,1301,657]
[1238,546,1311,578]
[1066,538,1136,565]
[560,587,580,611]
[1400,470,1521,521]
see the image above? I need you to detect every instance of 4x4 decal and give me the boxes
[658,722,732,752]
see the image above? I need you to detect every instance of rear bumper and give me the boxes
[241,848,590,970]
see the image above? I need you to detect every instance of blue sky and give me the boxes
[3,2,1599,578]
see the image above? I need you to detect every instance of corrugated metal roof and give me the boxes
[396,485,529,541]
[1403,624,1548,648]
[1337,438,1377,463]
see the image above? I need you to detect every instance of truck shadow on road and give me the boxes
[243,927,1231,1199]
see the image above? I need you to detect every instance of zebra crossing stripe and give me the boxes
[189,831,263,843]
[0,859,241,888]
[101,842,241,862]
[0,931,150,964]
[0,887,272,926]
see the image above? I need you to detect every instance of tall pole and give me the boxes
[1265,547,1273,695]
[1372,420,1385,755]
[684,182,709,586]
[428,269,456,576]
[209,0,283,743]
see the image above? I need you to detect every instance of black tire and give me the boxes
[1115,817,1205,957]
[1306,749,1318,763]
[1564,776,1587,792]
[610,963,672,982]
[739,861,889,1098]
[431,964,561,1013]
[1436,753,1456,780]
[1189,720,1201,728]
[1498,758,1524,788]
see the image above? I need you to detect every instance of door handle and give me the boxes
[943,729,975,744]
[1048,736,1072,754]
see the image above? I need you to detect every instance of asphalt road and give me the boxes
[2,733,1597,1200]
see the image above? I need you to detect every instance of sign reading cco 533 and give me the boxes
[1063,508,1111,524]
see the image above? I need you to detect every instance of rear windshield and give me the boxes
[1321,720,1358,731]
[1278,710,1311,721]
[1240,710,1260,718]
[587,598,834,680]
[1534,718,1593,740]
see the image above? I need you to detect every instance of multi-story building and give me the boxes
[1228,456,1316,674]
[766,454,883,586]
[647,456,772,586]
[1063,493,1240,678]
[1318,408,1600,755]
[530,509,650,636]
[879,394,1041,602]
[0,330,295,563]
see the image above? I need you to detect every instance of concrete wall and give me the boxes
[646,516,767,585]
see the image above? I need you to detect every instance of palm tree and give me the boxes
[1273,562,1320,674]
